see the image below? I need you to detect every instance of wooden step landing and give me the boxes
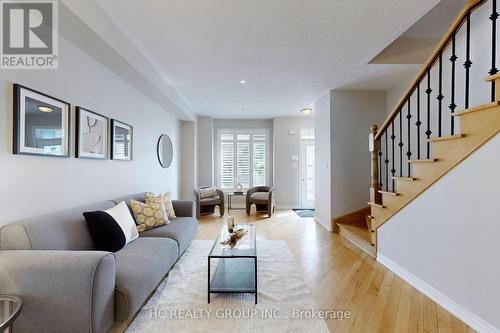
[337,219,375,257]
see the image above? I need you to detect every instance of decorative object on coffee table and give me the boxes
[0,295,22,333]
[208,224,257,304]
[220,227,248,246]
[226,215,234,233]
[13,84,71,157]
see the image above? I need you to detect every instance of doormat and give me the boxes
[292,209,315,218]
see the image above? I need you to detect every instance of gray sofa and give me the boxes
[0,192,198,333]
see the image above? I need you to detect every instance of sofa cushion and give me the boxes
[114,237,178,323]
[200,197,220,205]
[198,187,218,199]
[131,198,169,232]
[250,192,270,204]
[83,202,139,252]
[139,217,198,255]
[0,201,115,250]
[146,192,176,219]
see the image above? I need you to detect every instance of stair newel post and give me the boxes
[369,125,382,205]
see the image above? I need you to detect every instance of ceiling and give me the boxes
[86,0,441,119]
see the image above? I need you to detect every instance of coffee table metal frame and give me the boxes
[207,224,257,304]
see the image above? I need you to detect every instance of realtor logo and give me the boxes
[1,0,58,69]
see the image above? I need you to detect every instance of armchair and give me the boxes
[193,187,225,219]
[246,186,275,217]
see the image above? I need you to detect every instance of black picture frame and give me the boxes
[13,83,71,158]
[75,107,109,160]
[110,119,133,161]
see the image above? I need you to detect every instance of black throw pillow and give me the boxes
[83,211,126,252]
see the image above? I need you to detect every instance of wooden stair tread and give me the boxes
[484,73,500,81]
[452,101,500,116]
[409,158,438,163]
[392,176,416,181]
[428,134,465,142]
[367,201,384,208]
[337,219,372,244]
[379,190,399,196]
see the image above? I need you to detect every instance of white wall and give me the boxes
[0,35,181,225]
[377,134,500,333]
[386,76,414,115]
[180,121,197,200]
[273,116,314,208]
[330,90,387,218]
[313,92,332,231]
[197,116,214,187]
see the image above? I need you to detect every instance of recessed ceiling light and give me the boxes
[37,105,53,113]
[240,80,246,84]
[301,108,313,116]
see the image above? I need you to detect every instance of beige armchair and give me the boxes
[246,186,275,217]
[193,187,225,219]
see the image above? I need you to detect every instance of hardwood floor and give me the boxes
[196,208,476,333]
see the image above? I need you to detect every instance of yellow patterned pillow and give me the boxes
[130,197,169,232]
[146,192,176,219]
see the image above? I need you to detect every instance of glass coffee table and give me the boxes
[0,295,22,333]
[208,224,257,304]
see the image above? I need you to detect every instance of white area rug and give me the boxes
[126,240,330,333]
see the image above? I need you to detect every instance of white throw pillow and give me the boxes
[105,201,139,245]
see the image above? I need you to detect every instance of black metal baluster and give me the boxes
[378,146,383,190]
[437,54,444,137]
[464,11,472,109]
[406,99,412,176]
[416,84,421,159]
[450,34,457,135]
[391,121,396,191]
[398,111,403,177]
[425,70,432,159]
[385,132,389,192]
[490,0,499,102]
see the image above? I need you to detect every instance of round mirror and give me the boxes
[157,134,173,168]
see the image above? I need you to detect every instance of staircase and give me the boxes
[335,0,500,256]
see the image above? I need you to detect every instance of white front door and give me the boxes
[300,139,315,209]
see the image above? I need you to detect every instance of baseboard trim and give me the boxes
[377,254,499,333]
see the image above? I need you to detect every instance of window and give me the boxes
[217,129,269,189]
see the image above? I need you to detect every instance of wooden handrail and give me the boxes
[374,0,487,141]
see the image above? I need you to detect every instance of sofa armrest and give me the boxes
[0,250,116,333]
[173,200,195,217]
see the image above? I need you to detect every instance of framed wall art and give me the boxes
[13,84,71,157]
[76,107,109,159]
[110,119,133,161]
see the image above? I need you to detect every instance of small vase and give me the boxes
[227,216,234,233]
